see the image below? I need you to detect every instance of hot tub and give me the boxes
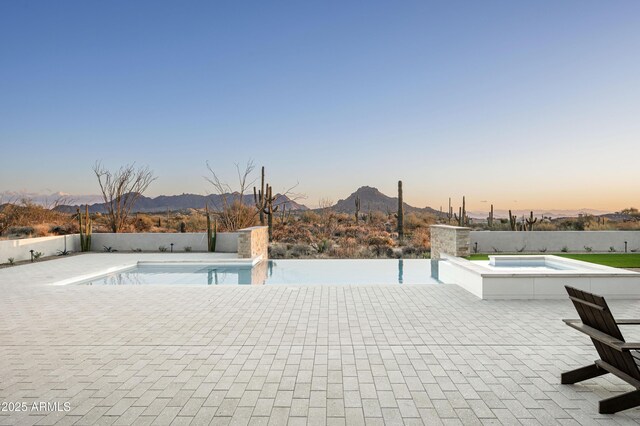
[437,255,640,299]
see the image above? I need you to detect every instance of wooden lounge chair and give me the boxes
[562,285,640,414]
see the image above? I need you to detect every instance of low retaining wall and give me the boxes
[0,235,80,263]
[471,231,640,253]
[90,232,238,253]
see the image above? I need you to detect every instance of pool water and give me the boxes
[80,259,439,286]
[476,260,571,272]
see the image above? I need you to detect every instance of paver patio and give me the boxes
[2,254,640,425]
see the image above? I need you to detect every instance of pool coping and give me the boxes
[446,254,640,278]
[49,255,262,286]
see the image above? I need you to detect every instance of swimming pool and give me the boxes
[78,259,439,286]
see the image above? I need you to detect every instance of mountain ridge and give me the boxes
[55,193,308,214]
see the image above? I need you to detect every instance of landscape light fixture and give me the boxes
[170,243,174,253]
[29,249,34,262]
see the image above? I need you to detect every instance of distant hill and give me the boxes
[55,192,308,214]
[467,208,614,220]
[331,186,441,215]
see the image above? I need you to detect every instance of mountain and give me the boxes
[331,186,441,215]
[55,193,308,214]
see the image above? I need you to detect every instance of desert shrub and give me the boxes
[185,212,207,232]
[404,213,424,230]
[269,244,287,259]
[272,222,313,244]
[311,239,332,254]
[401,245,418,256]
[327,236,357,258]
[411,228,430,249]
[335,213,351,223]
[291,243,313,257]
[8,226,34,237]
[364,211,385,225]
[615,221,640,231]
[403,245,430,258]
[356,247,375,258]
[371,245,394,258]
[134,215,155,232]
[31,224,51,237]
[49,222,77,235]
[534,222,556,231]
[367,234,394,247]
[341,227,359,238]
[300,210,320,223]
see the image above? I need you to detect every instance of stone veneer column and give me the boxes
[237,226,269,259]
[430,225,471,259]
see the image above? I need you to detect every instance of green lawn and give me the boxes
[467,253,640,268]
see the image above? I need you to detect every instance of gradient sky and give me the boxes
[1,1,639,212]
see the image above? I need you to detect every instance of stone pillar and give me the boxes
[430,225,470,259]
[237,226,269,260]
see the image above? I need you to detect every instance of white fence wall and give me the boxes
[470,231,640,253]
[0,235,80,263]
[90,232,238,253]
[0,232,239,263]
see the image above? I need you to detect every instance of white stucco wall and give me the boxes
[90,232,238,253]
[470,231,640,253]
[0,235,80,263]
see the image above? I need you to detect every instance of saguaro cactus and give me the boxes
[525,211,537,231]
[454,196,469,226]
[77,206,92,252]
[253,167,280,241]
[397,180,404,241]
[206,205,217,252]
[447,197,453,224]
[488,204,494,228]
[508,209,517,231]
[261,184,278,242]
[354,195,361,223]
[253,166,267,226]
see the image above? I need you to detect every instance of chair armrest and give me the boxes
[620,342,640,350]
[616,320,640,325]
[563,320,626,351]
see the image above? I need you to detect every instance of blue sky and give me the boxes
[1,1,639,211]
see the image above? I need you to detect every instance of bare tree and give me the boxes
[317,198,337,238]
[93,162,157,232]
[206,160,306,233]
[205,160,258,231]
[42,194,75,210]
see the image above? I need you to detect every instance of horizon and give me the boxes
[0,185,629,216]
[1,1,639,211]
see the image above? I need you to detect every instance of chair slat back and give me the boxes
[565,285,640,380]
